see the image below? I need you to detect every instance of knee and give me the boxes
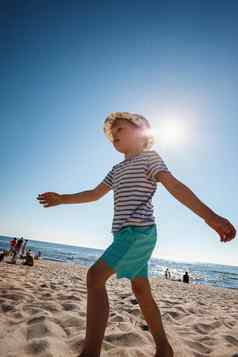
[86,266,104,289]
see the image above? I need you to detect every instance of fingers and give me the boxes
[37,192,53,200]
[37,197,50,206]
[36,192,56,208]
[38,200,53,208]
[42,202,53,208]
[43,203,54,208]
[224,222,236,241]
[220,224,236,243]
[37,194,47,203]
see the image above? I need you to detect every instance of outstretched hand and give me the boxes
[37,192,62,208]
[205,214,236,243]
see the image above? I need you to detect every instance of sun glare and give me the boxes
[152,116,189,149]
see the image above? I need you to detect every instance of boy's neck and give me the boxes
[124,149,145,160]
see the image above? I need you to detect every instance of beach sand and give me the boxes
[0,260,238,357]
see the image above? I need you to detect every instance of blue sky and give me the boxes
[1,0,237,266]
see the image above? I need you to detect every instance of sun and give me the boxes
[152,116,189,148]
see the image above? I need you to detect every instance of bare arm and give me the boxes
[156,171,215,221]
[156,171,236,242]
[60,182,111,204]
[37,182,111,207]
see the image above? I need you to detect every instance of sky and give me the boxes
[0,0,237,266]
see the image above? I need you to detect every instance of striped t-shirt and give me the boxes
[103,150,170,234]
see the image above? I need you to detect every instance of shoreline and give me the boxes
[18,255,238,291]
[1,236,238,290]
[1,259,238,356]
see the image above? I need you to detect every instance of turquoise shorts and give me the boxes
[99,224,157,280]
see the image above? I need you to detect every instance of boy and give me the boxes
[37,112,236,357]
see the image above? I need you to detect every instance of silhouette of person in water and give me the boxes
[183,271,190,283]
[165,268,171,280]
[34,251,41,260]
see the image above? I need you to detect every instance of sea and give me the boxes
[1,235,238,290]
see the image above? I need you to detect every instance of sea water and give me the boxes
[1,235,237,289]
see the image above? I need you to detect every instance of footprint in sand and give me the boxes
[105,331,148,347]
[192,353,209,357]
[26,317,67,340]
[39,301,62,312]
[192,320,223,335]
[197,335,217,346]
[25,338,50,354]
[1,302,16,313]
[2,292,27,302]
[223,335,238,347]
[164,309,183,320]
[23,305,50,316]
[162,311,181,325]
[224,319,237,329]
[184,339,212,355]
[59,315,86,330]
[61,301,80,311]
[106,346,149,357]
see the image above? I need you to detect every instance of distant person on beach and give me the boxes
[34,251,41,260]
[9,238,17,255]
[0,250,5,262]
[20,239,28,257]
[11,237,24,263]
[183,271,190,284]
[22,249,34,266]
[37,112,236,357]
[165,268,171,280]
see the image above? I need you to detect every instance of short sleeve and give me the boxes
[147,151,170,181]
[102,168,114,188]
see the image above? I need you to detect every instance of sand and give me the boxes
[0,259,238,357]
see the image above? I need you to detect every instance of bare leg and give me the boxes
[79,260,114,357]
[131,277,174,357]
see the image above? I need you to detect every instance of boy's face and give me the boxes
[111,119,146,154]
